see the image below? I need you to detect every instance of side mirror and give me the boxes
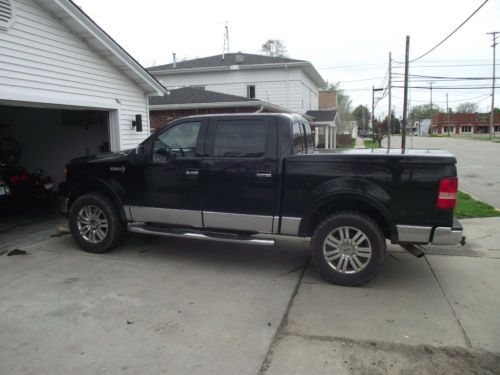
[132,145,146,164]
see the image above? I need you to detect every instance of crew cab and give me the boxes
[59,114,463,286]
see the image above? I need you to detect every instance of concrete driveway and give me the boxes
[1,219,500,375]
[383,135,500,208]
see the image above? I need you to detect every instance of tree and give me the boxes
[260,39,288,57]
[410,104,442,121]
[456,102,478,113]
[382,114,401,135]
[352,105,371,130]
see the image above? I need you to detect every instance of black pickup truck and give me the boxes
[59,114,463,286]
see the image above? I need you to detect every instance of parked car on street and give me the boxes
[59,114,463,286]
[357,129,373,138]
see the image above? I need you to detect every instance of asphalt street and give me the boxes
[382,135,500,208]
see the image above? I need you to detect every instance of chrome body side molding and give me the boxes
[432,227,463,245]
[280,217,301,236]
[127,206,203,227]
[203,211,274,233]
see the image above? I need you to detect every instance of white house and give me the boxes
[0,0,166,186]
[148,53,325,115]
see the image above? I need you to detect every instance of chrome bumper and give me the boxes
[59,196,69,215]
[397,218,463,246]
[431,226,463,245]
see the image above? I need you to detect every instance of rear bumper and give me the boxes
[431,217,463,245]
[396,217,463,246]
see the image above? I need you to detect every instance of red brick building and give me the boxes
[431,112,500,135]
[149,87,290,132]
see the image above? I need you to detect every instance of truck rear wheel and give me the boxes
[311,211,386,286]
[68,192,125,253]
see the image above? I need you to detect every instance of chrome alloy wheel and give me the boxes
[323,226,372,274]
[77,205,108,244]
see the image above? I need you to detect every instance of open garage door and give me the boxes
[0,105,111,190]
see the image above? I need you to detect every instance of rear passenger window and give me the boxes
[292,122,304,154]
[213,120,267,158]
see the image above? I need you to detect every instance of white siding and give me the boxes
[154,66,320,114]
[0,0,150,150]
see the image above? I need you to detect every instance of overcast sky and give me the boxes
[77,0,499,118]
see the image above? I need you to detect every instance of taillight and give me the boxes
[9,175,19,184]
[20,174,29,182]
[437,177,458,209]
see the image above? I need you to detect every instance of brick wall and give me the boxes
[431,113,500,134]
[149,106,262,132]
[319,91,337,110]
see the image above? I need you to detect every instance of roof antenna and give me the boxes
[172,52,176,68]
[222,22,230,60]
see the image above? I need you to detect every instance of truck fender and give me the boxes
[67,177,127,221]
[298,178,396,239]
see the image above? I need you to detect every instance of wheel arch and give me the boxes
[299,192,397,241]
[67,177,127,221]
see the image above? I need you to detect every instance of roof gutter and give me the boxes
[149,100,291,113]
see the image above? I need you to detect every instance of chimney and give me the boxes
[172,52,177,68]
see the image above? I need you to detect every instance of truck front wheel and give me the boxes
[68,193,125,253]
[311,211,386,286]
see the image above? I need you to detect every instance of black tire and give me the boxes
[68,192,125,253]
[311,211,386,286]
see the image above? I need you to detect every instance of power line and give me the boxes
[392,85,500,90]
[410,0,490,63]
[393,73,499,80]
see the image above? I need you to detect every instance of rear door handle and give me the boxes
[256,171,272,179]
[185,169,199,177]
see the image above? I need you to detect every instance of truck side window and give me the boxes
[152,121,200,162]
[213,120,267,158]
[292,122,304,154]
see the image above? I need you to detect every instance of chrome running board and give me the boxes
[128,223,275,246]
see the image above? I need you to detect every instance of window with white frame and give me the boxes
[461,126,472,133]
[0,0,14,31]
[495,126,500,132]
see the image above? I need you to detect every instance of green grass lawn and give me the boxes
[363,139,380,148]
[455,191,500,219]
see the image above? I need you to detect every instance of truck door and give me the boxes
[128,119,206,227]
[202,116,278,233]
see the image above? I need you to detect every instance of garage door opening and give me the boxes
[0,105,111,190]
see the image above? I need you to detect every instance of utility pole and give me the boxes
[429,81,436,112]
[446,93,451,136]
[387,52,392,150]
[372,87,384,133]
[487,31,499,139]
[402,36,410,151]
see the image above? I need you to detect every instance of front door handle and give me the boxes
[256,171,272,179]
[185,169,199,177]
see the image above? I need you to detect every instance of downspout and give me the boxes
[285,64,289,110]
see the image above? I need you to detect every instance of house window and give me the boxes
[247,85,256,99]
[495,126,500,132]
[0,0,14,31]
[461,126,472,133]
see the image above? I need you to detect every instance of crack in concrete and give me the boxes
[424,255,473,349]
[258,255,310,375]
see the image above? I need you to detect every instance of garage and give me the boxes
[0,0,166,222]
[0,0,166,199]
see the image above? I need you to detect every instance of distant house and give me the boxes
[306,110,340,150]
[147,53,325,115]
[149,87,290,131]
[431,113,500,135]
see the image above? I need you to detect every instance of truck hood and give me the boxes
[68,150,132,165]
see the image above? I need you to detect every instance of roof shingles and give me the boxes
[149,87,257,106]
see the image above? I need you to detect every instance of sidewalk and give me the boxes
[354,136,365,148]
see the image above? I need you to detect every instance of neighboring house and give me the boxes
[149,87,290,131]
[306,110,340,150]
[412,119,432,136]
[147,53,325,115]
[431,113,500,135]
[0,0,166,186]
